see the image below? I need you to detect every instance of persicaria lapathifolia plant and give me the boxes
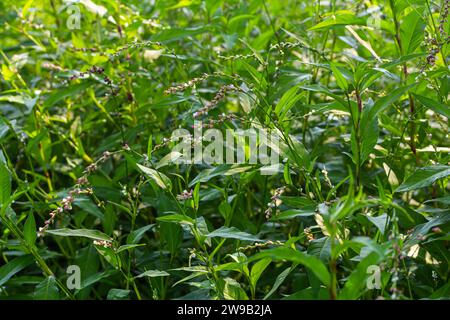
[0,0,449,301]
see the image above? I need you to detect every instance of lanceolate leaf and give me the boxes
[397,166,450,192]
[137,164,172,190]
[33,276,60,300]
[206,226,262,242]
[309,12,366,31]
[274,84,304,120]
[156,214,195,226]
[400,10,425,54]
[414,95,450,118]
[249,247,331,287]
[338,252,382,300]
[362,84,415,126]
[135,270,170,278]
[0,255,35,287]
[24,213,37,246]
[45,228,112,241]
[0,162,11,206]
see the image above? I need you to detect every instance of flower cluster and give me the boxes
[218,53,258,61]
[192,113,237,129]
[41,62,66,72]
[153,138,171,151]
[421,37,440,71]
[93,240,113,248]
[440,0,449,38]
[269,41,304,51]
[37,188,92,237]
[321,166,333,189]
[109,40,163,59]
[303,227,314,242]
[193,85,238,118]
[238,240,284,252]
[164,73,210,95]
[38,151,116,237]
[68,65,112,85]
[176,189,193,201]
[70,45,98,53]
[265,186,286,219]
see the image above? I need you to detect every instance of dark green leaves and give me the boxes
[309,13,366,30]
[330,63,349,92]
[207,227,262,242]
[414,95,450,118]
[1,0,449,302]
[249,247,331,287]
[135,270,170,278]
[361,84,415,127]
[0,162,11,207]
[0,255,35,287]
[400,11,425,54]
[397,166,450,192]
[24,213,37,246]
[137,164,172,190]
[45,228,112,241]
[34,276,60,300]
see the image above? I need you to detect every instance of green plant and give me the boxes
[0,0,449,300]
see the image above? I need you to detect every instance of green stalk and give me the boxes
[389,0,418,160]
[1,215,74,299]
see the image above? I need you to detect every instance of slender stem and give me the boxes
[389,0,418,160]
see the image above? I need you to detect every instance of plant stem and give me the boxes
[389,0,418,160]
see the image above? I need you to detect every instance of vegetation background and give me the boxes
[0,0,449,300]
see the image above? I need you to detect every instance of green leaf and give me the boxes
[126,224,154,244]
[274,84,303,120]
[156,214,195,226]
[250,258,271,289]
[330,63,348,91]
[43,82,92,109]
[221,277,249,300]
[206,226,262,242]
[24,213,37,246]
[270,208,316,221]
[107,288,130,300]
[414,95,450,118]
[45,228,112,241]
[156,151,183,169]
[0,254,35,286]
[406,212,450,246]
[189,164,253,187]
[137,164,172,190]
[282,287,330,300]
[338,252,381,300]
[307,237,331,262]
[359,102,379,165]
[153,26,210,43]
[0,162,11,206]
[367,214,390,235]
[263,267,292,300]
[74,197,104,220]
[34,276,59,300]
[94,246,121,269]
[249,247,331,287]
[400,11,425,54]
[115,244,146,253]
[79,270,117,290]
[362,84,415,126]
[396,166,450,192]
[309,12,366,31]
[135,270,170,278]
[429,282,450,299]
[299,84,348,110]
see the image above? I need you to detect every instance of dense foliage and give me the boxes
[0,0,449,300]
